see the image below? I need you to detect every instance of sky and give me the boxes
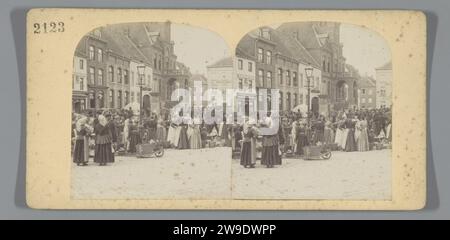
[170,23,390,78]
[171,23,231,76]
[340,24,391,77]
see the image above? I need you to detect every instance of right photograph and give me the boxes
[229,21,392,200]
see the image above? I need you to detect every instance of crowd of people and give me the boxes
[71,106,391,168]
[238,107,392,168]
[279,107,392,155]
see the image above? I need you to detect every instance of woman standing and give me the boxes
[94,115,114,166]
[340,120,349,150]
[295,121,308,156]
[344,116,357,152]
[122,115,130,152]
[282,118,293,153]
[386,118,392,143]
[147,113,157,141]
[73,117,92,166]
[187,124,202,149]
[166,122,176,147]
[356,116,370,151]
[155,118,167,143]
[334,120,343,150]
[323,119,335,145]
[240,118,257,168]
[290,119,298,153]
[128,119,141,153]
[200,124,208,148]
[177,123,189,149]
[220,122,231,147]
[261,115,281,168]
[314,116,325,144]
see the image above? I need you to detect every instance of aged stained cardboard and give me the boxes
[26,9,426,210]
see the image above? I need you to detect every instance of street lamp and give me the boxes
[305,66,314,129]
[137,65,146,123]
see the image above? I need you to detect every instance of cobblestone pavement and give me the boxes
[72,147,391,200]
[72,147,232,199]
[232,149,391,200]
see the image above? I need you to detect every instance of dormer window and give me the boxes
[93,29,102,38]
[263,29,271,40]
[259,28,271,40]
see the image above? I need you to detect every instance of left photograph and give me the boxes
[70,22,233,199]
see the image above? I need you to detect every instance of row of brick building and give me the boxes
[206,22,388,117]
[72,22,391,119]
[72,22,191,118]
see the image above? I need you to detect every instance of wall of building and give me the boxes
[254,39,276,89]
[375,69,392,108]
[85,35,108,110]
[298,63,325,115]
[207,66,234,93]
[359,86,377,109]
[73,56,88,92]
[72,55,88,113]
[106,53,130,109]
[235,56,256,90]
[275,56,299,111]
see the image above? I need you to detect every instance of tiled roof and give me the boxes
[359,76,376,88]
[74,36,87,57]
[236,34,257,59]
[272,28,321,69]
[99,27,128,58]
[100,26,153,64]
[269,28,297,60]
[207,56,233,68]
[376,61,392,70]
[236,46,255,61]
[236,26,321,69]
[277,22,323,50]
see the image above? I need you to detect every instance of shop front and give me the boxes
[72,91,88,113]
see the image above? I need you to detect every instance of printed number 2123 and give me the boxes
[33,22,64,34]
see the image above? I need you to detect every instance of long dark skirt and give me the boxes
[148,128,156,141]
[128,133,141,153]
[240,142,252,166]
[73,139,86,164]
[156,126,167,143]
[314,130,325,143]
[261,145,281,166]
[345,129,357,152]
[296,135,308,155]
[94,143,114,164]
[178,127,189,149]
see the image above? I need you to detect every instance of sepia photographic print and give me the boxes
[26,9,426,210]
[71,21,392,200]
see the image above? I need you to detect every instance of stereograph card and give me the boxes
[26,9,426,210]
